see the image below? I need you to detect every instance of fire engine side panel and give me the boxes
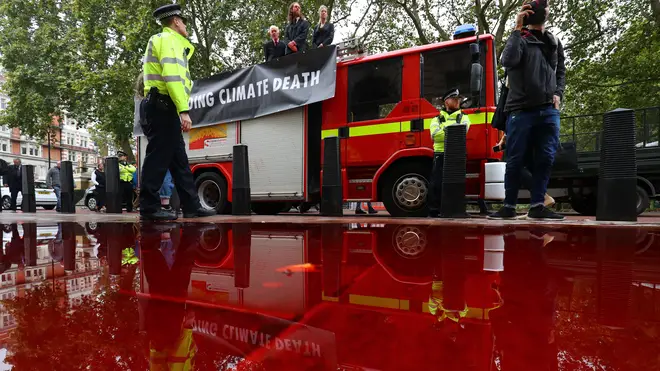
[185,123,238,160]
[240,108,305,199]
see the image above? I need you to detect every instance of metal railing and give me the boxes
[560,107,660,152]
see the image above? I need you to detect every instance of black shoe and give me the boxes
[487,207,517,220]
[183,208,217,218]
[527,205,565,220]
[162,205,172,212]
[140,210,178,221]
[355,208,366,215]
[368,208,378,214]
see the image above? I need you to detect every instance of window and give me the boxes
[0,98,7,110]
[422,41,488,110]
[26,271,31,277]
[21,146,26,155]
[0,139,9,153]
[347,57,403,123]
[83,153,89,164]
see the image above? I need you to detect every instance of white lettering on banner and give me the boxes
[193,71,321,108]
[291,74,301,90]
[188,92,215,110]
[273,78,282,92]
[195,321,325,358]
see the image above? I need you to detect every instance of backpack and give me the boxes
[491,72,508,132]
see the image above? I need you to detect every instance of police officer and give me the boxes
[140,4,215,220]
[117,151,136,212]
[428,88,471,217]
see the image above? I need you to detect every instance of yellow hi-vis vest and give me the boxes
[429,110,471,153]
[143,27,195,114]
[119,162,136,182]
[150,329,197,371]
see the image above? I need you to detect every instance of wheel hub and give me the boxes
[394,226,427,258]
[394,176,428,209]
[198,180,221,210]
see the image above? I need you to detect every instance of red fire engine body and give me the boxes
[137,35,502,217]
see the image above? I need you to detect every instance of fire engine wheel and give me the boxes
[195,172,228,213]
[393,225,427,259]
[381,162,430,217]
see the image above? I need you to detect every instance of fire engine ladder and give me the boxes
[336,38,367,62]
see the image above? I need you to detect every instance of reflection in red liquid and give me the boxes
[0,222,658,370]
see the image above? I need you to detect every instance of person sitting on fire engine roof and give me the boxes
[427,88,471,218]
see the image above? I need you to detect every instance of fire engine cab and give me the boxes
[137,28,501,217]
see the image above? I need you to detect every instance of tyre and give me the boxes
[636,185,650,215]
[380,161,431,217]
[2,196,10,210]
[42,205,56,210]
[195,172,228,213]
[252,202,290,215]
[86,195,98,211]
[569,193,597,216]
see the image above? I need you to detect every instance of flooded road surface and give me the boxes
[0,221,659,370]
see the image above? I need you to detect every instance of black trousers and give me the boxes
[121,181,133,212]
[428,153,444,216]
[10,189,19,211]
[139,95,200,214]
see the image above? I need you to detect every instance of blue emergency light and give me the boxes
[454,24,477,37]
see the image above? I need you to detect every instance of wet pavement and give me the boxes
[0,221,659,370]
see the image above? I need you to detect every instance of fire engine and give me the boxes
[137,26,501,217]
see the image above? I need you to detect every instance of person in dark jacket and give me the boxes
[489,0,565,221]
[264,25,287,62]
[312,5,334,48]
[284,2,310,55]
[4,159,22,211]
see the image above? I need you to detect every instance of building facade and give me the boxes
[0,74,100,181]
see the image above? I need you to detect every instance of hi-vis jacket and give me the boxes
[143,27,195,114]
[150,329,197,371]
[429,110,471,152]
[119,162,136,182]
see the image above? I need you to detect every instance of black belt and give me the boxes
[145,87,176,111]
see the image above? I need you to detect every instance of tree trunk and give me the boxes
[120,137,135,163]
[652,0,660,24]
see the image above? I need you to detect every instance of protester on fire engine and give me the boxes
[312,5,334,48]
[139,3,215,220]
[264,25,286,62]
[489,0,565,220]
[284,2,310,55]
[427,89,471,217]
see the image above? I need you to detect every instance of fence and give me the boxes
[560,107,660,152]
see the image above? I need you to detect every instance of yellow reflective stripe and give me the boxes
[424,112,494,130]
[321,291,339,302]
[349,294,410,310]
[321,129,338,139]
[349,122,400,137]
[320,112,494,139]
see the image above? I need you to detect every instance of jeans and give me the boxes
[53,185,61,211]
[504,105,560,207]
[159,170,174,199]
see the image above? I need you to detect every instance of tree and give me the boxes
[0,0,75,140]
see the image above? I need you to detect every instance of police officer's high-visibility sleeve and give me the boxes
[143,27,195,114]
[430,117,442,141]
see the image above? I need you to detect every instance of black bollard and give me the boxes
[21,165,36,212]
[105,157,122,213]
[62,222,76,271]
[60,161,75,213]
[596,229,635,328]
[321,224,342,298]
[597,108,637,221]
[440,124,469,218]
[233,224,251,289]
[107,224,122,275]
[232,144,251,216]
[23,223,37,267]
[320,136,343,216]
